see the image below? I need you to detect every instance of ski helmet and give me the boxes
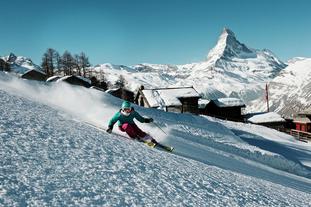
[121,101,131,109]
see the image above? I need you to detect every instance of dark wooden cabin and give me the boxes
[135,86,201,114]
[201,98,245,121]
[57,75,91,88]
[0,59,10,71]
[246,112,286,130]
[106,87,135,103]
[21,69,47,81]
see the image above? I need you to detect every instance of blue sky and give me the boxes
[1,0,310,65]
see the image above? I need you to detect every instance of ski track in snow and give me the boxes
[1,74,311,206]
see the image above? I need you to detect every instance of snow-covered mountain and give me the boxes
[1,53,42,74]
[3,28,310,117]
[93,28,287,103]
[249,57,311,117]
[1,72,311,206]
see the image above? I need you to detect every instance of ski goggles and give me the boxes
[122,108,132,112]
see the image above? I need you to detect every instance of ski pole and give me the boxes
[152,122,167,135]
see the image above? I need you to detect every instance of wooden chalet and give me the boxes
[293,112,311,132]
[246,112,286,130]
[291,112,311,142]
[106,87,135,103]
[57,75,91,88]
[135,86,201,114]
[0,59,10,71]
[200,98,245,121]
[21,69,47,81]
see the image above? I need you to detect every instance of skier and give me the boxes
[106,101,157,146]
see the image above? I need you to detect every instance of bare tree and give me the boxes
[115,75,126,88]
[61,51,75,75]
[41,53,49,75]
[74,54,81,76]
[41,48,59,77]
[79,52,91,77]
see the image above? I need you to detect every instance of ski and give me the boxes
[83,121,174,152]
[155,143,174,152]
[144,141,157,148]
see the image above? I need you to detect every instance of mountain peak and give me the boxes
[207,28,255,61]
[222,27,236,38]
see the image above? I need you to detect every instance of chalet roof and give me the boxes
[22,69,46,76]
[247,112,286,124]
[56,75,91,88]
[297,111,311,116]
[46,75,60,82]
[293,117,311,124]
[142,87,201,107]
[198,99,211,109]
[106,87,134,94]
[57,75,91,84]
[212,98,245,108]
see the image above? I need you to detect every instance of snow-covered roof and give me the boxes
[247,112,285,124]
[298,111,311,116]
[56,75,91,84]
[77,76,92,84]
[198,99,211,109]
[293,117,311,124]
[46,75,60,82]
[23,68,46,75]
[142,87,201,107]
[105,88,120,93]
[213,98,245,108]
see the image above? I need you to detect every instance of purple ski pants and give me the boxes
[119,123,147,139]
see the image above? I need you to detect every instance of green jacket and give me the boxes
[108,108,146,128]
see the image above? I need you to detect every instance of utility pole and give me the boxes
[266,83,269,112]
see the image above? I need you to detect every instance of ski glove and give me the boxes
[106,126,113,133]
[144,118,153,123]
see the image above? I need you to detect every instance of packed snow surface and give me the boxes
[247,112,285,124]
[1,73,311,206]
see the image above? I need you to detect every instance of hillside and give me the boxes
[1,72,311,206]
[248,57,311,117]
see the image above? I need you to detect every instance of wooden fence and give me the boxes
[290,129,311,143]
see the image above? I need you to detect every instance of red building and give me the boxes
[293,112,311,132]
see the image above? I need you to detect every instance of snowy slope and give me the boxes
[1,73,311,206]
[248,58,311,117]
